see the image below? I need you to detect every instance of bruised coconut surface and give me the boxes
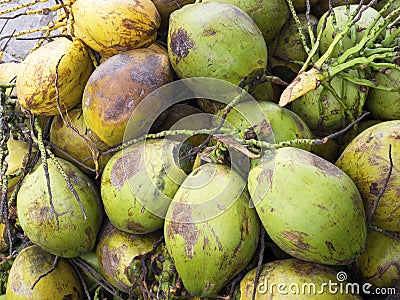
[164,164,260,297]
[82,48,173,146]
[248,147,367,265]
[96,222,160,294]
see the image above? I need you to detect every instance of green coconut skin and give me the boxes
[16,158,104,258]
[6,245,83,299]
[96,222,160,293]
[168,1,267,86]
[290,74,362,135]
[202,0,290,43]
[164,163,260,297]
[248,147,367,265]
[240,259,356,299]
[356,230,400,288]
[335,121,400,231]
[366,68,400,120]
[317,5,381,57]
[223,100,313,151]
[101,139,187,234]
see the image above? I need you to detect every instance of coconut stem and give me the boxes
[243,111,370,150]
[31,255,60,290]
[54,54,101,177]
[47,148,87,220]
[34,118,61,230]
[286,0,311,54]
[252,227,266,300]
[72,257,124,299]
[367,144,393,225]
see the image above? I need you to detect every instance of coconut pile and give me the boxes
[0,0,399,299]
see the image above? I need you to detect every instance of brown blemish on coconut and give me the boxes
[170,28,194,64]
[168,202,198,259]
[110,150,141,190]
[281,231,313,251]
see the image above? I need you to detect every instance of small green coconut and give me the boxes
[6,245,83,299]
[17,158,104,258]
[248,147,367,265]
[164,163,260,297]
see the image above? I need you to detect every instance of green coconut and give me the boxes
[50,108,112,172]
[248,147,367,265]
[164,163,260,297]
[6,245,83,299]
[101,139,188,234]
[317,5,381,57]
[240,259,357,299]
[268,13,319,83]
[365,68,400,120]
[168,2,267,87]
[82,47,173,146]
[16,158,104,258]
[96,221,160,293]
[223,100,313,151]
[335,121,400,231]
[290,73,363,135]
[356,230,400,288]
[202,0,290,43]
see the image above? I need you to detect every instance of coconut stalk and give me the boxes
[279,0,400,106]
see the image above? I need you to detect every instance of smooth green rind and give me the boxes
[248,147,367,265]
[202,0,290,43]
[164,164,260,297]
[101,139,187,234]
[168,2,267,87]
[17,158,104,258]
